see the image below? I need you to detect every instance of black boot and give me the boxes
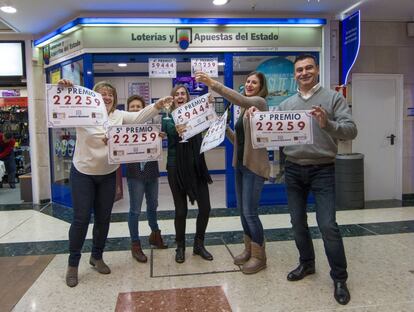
[193,237,213,261]
[175,241,185,263]
[287,261,315,281]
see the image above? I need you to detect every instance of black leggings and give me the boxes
[167,166,211,243]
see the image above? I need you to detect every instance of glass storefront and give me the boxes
[45,51,319,207]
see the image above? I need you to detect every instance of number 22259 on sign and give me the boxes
[250,110,313,149]
[107,124,162,164]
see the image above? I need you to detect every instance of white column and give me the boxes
[26,40,51,204]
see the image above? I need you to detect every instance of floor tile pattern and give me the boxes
[115,286,232,312]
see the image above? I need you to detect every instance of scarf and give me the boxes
[176,133,212,204]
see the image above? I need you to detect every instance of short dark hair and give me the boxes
[244,71,268,98]
[127,95,146,110]
[294,54,318,66]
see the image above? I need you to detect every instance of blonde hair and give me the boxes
[93,81,118,113]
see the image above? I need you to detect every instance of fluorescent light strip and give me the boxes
[34,17,326,47]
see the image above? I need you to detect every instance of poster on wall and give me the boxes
[128,82,151,105]
[50,69,61,84]
[62,62,81,85]
[340,10,360,85]
[46,84,108,127]
[191,58,218,77]
[173,76,208,95]
[149,58,177,78]
[256,56,298,109]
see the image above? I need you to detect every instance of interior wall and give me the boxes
[350,21,414,195]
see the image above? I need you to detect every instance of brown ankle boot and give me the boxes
[89,256,111,274]
[234,235,251,265]
[242,241,266,274]
[66,265,78,287]
[131,241,148,263]
[149,230,167,249]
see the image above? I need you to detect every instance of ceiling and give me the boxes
[0,0,413,36]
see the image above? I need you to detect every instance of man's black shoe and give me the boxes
[334,281,350,305]
[287,262,315,281]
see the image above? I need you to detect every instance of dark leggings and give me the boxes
[167,166,211,243]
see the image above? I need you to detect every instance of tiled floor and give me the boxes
[0,175,414,311]
[0,183,23,205]
[0,255,55,311]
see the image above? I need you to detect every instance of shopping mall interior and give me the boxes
[0,0,414,311]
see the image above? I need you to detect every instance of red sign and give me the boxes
[0,97,28,107]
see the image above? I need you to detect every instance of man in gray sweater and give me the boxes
[279,54,357,305]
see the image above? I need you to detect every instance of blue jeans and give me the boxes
[68,166,116,267]
[235,164,265,245]
[127,177,159,242]
[284,160,348,282]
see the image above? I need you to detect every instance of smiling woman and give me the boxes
[195,70,269,274]
[55,78,172,288]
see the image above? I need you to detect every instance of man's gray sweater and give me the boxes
[278,87,357,165]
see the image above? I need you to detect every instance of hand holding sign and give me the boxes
[310,105,328,128]
[107,124,162,164]
[171,93,217,141]
[46,83,108,128]
[250,110,313,149]
[200,110,228,154]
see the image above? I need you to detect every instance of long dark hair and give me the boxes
[243,71,268,98]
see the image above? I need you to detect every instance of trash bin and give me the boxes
[335,153,364,209]
[19,173,32,202]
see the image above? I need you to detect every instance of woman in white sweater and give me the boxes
[58,79,172,287]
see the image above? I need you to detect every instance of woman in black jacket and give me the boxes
[162,85,213,263]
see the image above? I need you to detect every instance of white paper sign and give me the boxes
[149,58,177,78]
[171,93,217,141]
[200,110,227,154]
[191,58,218,77]
[46,84,108,128]
[250,110,313,149]
[107,124,162,164]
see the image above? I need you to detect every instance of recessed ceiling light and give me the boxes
[0,6,17,13]
[213,0,230,6]
[118,63,127,67]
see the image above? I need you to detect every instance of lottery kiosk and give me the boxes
[36,17,327,208]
